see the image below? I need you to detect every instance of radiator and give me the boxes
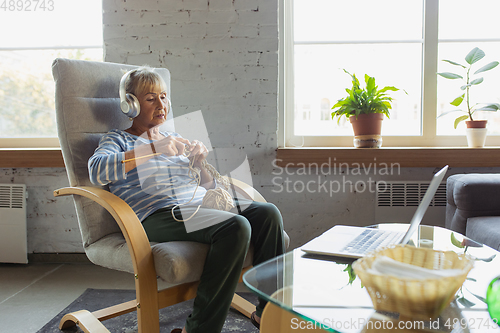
[0,184,28,263]
[375,181,447,227]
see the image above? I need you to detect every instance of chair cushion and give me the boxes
[85,231,290,285]
[466,216,500,251]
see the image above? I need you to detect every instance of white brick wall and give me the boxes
[99,0,386,249]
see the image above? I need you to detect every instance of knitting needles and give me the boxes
[121,152,162,164]
[121,144,195,164]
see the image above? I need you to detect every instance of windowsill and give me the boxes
[1,147,499,168]
[0,148,65,168]
[276,146,500,168]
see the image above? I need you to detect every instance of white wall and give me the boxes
[2,0,499,254]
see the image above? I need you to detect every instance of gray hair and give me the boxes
[125,66,168,98]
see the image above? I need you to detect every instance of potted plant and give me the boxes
[437,47,499,147]
[331,69,401,148]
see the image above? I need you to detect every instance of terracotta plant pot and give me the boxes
[465,120,488,148]
[466,120,487,128]
[349,113,384,148]
[349,113,384,135]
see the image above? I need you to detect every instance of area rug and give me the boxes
[36,289,259,333]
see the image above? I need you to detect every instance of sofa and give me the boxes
[446,174,500,251]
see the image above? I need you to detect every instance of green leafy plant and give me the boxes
[437,47,500,128]
[343,263,357,285]
[331,69,401,124]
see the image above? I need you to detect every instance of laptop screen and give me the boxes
[399,165,448,245]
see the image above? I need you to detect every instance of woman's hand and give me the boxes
[186,140,209,167]
[187,140,214,189]
[122,135,191,173]
[153,135,191,156]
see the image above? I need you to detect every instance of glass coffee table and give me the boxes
[243,224,500,332]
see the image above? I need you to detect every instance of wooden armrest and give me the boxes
[54,186,160,330]
[227,178,266,203]
[53,186,155,282]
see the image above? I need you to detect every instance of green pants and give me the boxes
[142,199,285,333]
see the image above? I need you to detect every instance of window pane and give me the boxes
[294,0,423,42]
[436,42,500,135]
[0,0,102,48]
[0,0,102,142]
[0,49,103,138]
[439,0,500,40]
[293,44,422,136]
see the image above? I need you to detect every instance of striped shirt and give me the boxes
[88,129,207,222]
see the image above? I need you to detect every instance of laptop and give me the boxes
[301,165,449,258]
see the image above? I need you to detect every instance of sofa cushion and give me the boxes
[466,216,500,251]
[446,174,500,235]
[448,174,500,211]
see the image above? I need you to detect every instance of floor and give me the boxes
[0,262,250,333]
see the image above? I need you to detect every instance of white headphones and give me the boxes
[119,69,141,118]
[119,69,172,119]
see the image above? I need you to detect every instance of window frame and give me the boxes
[279,0,500,148]
[0,137,60,148]
[0,45,103,149]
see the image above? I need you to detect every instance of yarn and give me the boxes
[202,187,234,211]
[170,146,235,222]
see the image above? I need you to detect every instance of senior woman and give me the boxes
[88,66,284,333]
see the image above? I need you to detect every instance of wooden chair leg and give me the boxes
[231,293,256,318]
[135,275,160,333]
[133,245,161,333]
[59,300,138,333]
[59,310,110,333]
[91,299,136,321]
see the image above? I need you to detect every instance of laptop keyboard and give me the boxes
[341,229,405,255]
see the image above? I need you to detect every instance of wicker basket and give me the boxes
[352,245,473,320]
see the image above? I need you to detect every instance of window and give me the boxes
[280,0,500,147]
[436,0,500,136]
[0,0,103,148]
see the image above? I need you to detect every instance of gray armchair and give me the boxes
[51,58,289,333]
[446,173,500,250]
